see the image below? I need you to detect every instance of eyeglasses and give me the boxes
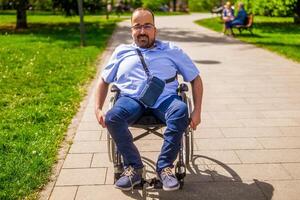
[131,24,155,31]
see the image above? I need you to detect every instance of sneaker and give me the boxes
[114,166,142,191]
[158,167,180,191]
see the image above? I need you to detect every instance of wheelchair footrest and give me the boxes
[149,178,163,189]
[133,178,163,189]
[133,180,145,189]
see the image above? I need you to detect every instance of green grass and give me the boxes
[0,14,121,199]
[195,16,300,63]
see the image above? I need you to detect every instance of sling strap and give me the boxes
[135,49,177,83]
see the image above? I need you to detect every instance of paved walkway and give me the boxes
[46,13,300,200]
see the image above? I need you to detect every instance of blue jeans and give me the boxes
[105,95,189,172]
[229,19,244,28]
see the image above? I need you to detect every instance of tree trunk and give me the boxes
[173,0,177,12]
[295,0,300,24]
[77,0,86,46]
[16,0,28,29]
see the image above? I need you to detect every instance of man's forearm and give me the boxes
[191,75,203,112]
[95,78,109,112]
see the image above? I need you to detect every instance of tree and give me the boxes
[295,0,300,23]
[15,0,29,29]
[77,0,86,46]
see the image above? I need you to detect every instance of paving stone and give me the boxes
[56,168,106,186]
[77,122,101,131]
[196,164,292,182]
[202,104,230,112]
[239,118,300,127]
[100,129,111,141]
[69,141,107,153]
[74,131,101,141]
[227,104,278,111]
[50,186,77,200]
[274,103,300,110]
[257,180,300,200]
[209,111,265,120]
[200,119,244,128]
[262,110,300,118]
[246,97,300,104]
[282,163,300,179]
[195,128,224,138]
[203,98,248,106]
[91,153,113,168]
[280,127,300,136]
[105,167,114,185]
[221,127,283,138]
[134,139,164,152]
[236,149,300,163]
[76,185,144,200]
[193,150,241,164]
[63,154,93,169]
[81,112,98,122]
[194,138,263,150]
[257,137,300,149]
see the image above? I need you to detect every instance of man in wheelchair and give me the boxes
[95,7,203,191]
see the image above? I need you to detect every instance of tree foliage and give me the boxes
[141,0,167,10]
[189,0,221,12]
[240,0,297,17]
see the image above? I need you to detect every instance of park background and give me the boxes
[1,0,300,199]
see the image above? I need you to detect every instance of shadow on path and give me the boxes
[157,28,242,44]
[194,60,221,65]
[121,155,274,200]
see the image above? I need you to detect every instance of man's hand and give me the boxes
[190,75,203,130]
[94,78,109,128]
[189,109,201,130]
[95,108,106,128]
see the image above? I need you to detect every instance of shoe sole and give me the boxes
[114,180,141,191]
[162,184,180,191]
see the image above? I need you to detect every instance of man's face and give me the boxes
[131,10,156,48]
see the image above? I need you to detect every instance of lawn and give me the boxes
[0,13,121,199]
[195,16,300,63]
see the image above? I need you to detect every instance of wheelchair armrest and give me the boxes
[111,85,120,93]
[177,83,189,93]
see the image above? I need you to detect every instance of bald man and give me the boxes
[95,8,203,191]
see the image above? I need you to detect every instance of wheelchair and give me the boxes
[106,83,194,189]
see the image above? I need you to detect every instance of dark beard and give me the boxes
[136,35,155,48]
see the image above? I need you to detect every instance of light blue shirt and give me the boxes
[101,40,200,108]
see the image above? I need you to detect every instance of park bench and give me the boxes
[232,14,254,35]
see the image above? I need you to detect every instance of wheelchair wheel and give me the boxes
[181,93,194,164]
[183,128,190,165]
[108,95,118,163]
[187,97,194,161]
[107,131,114,162]
[112,145,124,183]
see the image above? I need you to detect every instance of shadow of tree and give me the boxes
[157,28,242,44]
[0,21,117,47]
[121,155,274,200]
[193,60,221,65]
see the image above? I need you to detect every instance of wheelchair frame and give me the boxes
[107,83,194,189]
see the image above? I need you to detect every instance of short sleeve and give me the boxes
[101,47,120,83]
[170,45,200,82]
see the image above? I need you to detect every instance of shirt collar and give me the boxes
[132,40,164,51]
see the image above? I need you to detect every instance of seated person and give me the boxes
[95,8,203,191]
[230,2,248,27]
[222,1,235,34]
